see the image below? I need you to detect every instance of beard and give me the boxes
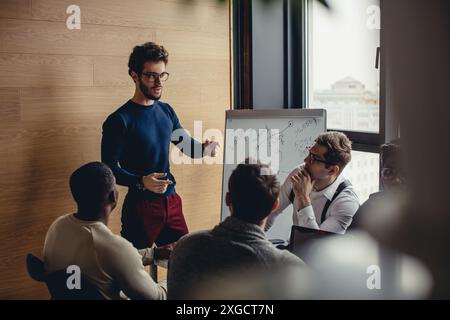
[138,78,162,101]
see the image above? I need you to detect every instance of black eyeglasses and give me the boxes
[141,72,170,82]
[307,151,336,166]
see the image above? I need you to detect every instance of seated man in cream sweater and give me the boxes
[43,162,169,300]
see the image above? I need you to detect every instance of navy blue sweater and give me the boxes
[101,100,203,199]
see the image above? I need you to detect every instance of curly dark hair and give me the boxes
[128,42,169,76]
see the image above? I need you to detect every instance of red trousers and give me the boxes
[121,192,189,249]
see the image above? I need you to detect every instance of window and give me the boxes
[308,0,380,134]
[232,0,385,198]
[342,151,379,203]
[306,0,382,198]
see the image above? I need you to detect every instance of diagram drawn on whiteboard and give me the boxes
[221,109,327,242]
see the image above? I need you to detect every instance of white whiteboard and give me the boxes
[220,109,327,242]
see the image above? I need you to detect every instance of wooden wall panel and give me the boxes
[0,19,156,56]
[0,88,20,122]
[0,0,31,20]
[0,54,93,87]
[156,29,229,60]
[32,0,226,33]
[93,56,131,87]
[0,0,230,299]
[19,87,134,122]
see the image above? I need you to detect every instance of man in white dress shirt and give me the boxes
[266,132,359,234]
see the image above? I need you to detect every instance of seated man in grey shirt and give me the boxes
[167,160,306,300]
[43,162,169,300]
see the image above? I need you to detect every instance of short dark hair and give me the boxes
[380,139,401,165]
[228,160,280,224]
[128,42,169,76]
[69,162,115,212]
[315,131,352,170]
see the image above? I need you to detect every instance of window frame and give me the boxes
[232,0,387,153]
[304,0,385,153]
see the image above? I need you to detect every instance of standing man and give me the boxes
[102,42,218,249]
[265,132,359,234]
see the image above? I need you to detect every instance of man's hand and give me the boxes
[203,139,220,157]
[142,173,173,194]
[154,242,176,261]
[291,169,315,210]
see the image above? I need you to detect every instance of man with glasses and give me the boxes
[350,140,404,230]
[265,132,359,234]
[101,42,218,250]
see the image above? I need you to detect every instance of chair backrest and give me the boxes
[26,253,106,300]
[26,254,47,282]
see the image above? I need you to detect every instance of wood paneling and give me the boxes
[0,19,156,56]
[19,87,134,121]
[31,0,226,33]
[0,53,93,87]
[0,0,31,20]
[0,88,20,122]
[0,0,230,299]
[156,29,229,60]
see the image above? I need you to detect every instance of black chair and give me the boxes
[26,254,106,300]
